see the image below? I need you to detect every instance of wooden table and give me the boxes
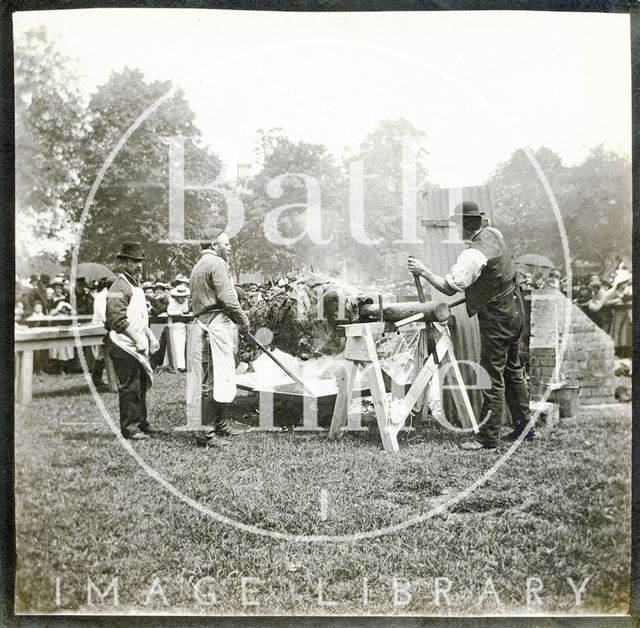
[14,324,116,405]
[23,315,94,328]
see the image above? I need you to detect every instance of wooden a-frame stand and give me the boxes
[328,319,479,453]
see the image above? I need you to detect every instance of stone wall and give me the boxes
[527,289,616,405]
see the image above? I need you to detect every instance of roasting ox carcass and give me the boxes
[242,272,450,361]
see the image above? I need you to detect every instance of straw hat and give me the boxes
[169,284,190,298]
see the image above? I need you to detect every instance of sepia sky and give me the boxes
[14,9,631,186]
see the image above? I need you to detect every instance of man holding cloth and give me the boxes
[105,242,160,440]
[407,201,533,450]
[190,229,250,444]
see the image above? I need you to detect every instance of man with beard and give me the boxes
[407,201,533,450]
[189,229,250,445]
[105,242,160,440]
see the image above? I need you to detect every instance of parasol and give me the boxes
[75,262,116,282]
[515,254,555,269]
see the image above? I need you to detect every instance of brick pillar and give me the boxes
[527,289,616,405]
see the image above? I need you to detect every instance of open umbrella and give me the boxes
[515,254,555,269]
[75,262,115,282]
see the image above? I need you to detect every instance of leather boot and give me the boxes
[91,359,108,389]
[201,397,217,440]
[213,401,244,437]
[198,399,230,447]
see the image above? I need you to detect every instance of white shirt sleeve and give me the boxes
[445,248,488,292]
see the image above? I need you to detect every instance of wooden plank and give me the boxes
[15,323,106,342]
[341,322,386,337]
[440,335,479,432]
[23,315,94,328]
[15,326,107,357]
[343,343,373,363]
[362,326,398,453]
[329,360,358,439]
[421,186,492,426]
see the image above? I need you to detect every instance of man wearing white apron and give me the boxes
[189,230,250,443]
[90,277,111,390]
[105,242,160,441]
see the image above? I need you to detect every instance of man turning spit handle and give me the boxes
[408,201,534,450]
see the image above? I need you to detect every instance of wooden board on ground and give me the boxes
[235,371,371,431]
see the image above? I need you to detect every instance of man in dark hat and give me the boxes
[408,201,533,450]
[105,242,160,440]
[189,228,250,445]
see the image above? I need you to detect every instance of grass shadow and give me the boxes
[33,384,105,399]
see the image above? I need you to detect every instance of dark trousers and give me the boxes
[109,343,150,437]
[92,358,105,384]
[476,290,531,447]
[150,328,168,368]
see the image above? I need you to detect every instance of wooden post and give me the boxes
[259,390,275,430]
[362,326,398,453]
[329,360,359,439]
[434,323,479,432]
[165,316,175,370]
[327,323,397,452]
[16,350,34,405]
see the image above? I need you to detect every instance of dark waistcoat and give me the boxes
[464,227,516,317]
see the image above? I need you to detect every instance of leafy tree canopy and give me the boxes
[74,67,224,277]
[15,26,89,260]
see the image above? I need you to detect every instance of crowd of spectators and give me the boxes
[15,274,115,374]
[15,273,100,322]
[14,269,279,377]
[515,262,632,359]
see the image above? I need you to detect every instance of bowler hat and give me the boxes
[448,201,485,222]
[116,241,147,261]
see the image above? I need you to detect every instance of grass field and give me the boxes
[14,371,631,616]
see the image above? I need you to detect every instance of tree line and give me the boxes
[15,26,631,284]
